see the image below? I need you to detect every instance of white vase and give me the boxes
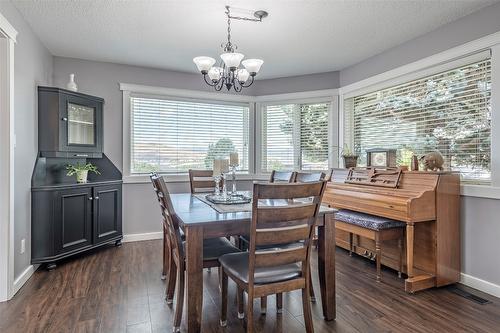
[76,170,88,183]
[67,73,78,92]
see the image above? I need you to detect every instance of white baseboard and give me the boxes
[12,264,38,297]
[122,231,163,243]
[460,273,500,298]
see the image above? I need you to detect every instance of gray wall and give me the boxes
[340,1,500,86]
[0,2,53,279]
[251,71,339,96]
[339,1,500,287]
[53,57,339,235]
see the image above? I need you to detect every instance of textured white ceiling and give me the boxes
[12,0,500,79]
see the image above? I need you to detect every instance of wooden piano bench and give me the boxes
[334,209,406,282]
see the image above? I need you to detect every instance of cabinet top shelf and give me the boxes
[38,86,104,103]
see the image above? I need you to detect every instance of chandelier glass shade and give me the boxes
[193,6,267,92]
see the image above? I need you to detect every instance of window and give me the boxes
[344,58,491,183]
[260,102,331,172]
[130,96,249,174]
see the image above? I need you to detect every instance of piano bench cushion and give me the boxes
[335,209,405,231]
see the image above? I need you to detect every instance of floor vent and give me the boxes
[448,286,491,305]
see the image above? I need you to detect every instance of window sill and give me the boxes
[460,184,500,199]
[123,175,500,200]
[123,174,270,184]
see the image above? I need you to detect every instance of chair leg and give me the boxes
[220,269,228,327]
[173,267,185,333]
[237,286,245,319]
[246,294,254,333]
[302,287,314,333]
[349,232,353,257]
[166,260,177,304]
[260,296,267,314]
[276,293,283,314]
[398,237,403,278]
[161,227,168,280]
[375,236,381,282]
[308,271,316,302]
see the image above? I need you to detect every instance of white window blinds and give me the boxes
[344,58,491,183]
[261,102,330,172]
[130,96,249,174]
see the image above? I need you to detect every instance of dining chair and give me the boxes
[150,172,171,281]
[269,170,295,183]
[188,169,230,267]
[150,174,240,332]
[219,181,327,333]
[294,171,326,183]
[324,168,334,182]
[240,170,321,310]
[188,169,223,193]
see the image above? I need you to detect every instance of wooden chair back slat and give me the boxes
[254,247,308,267]
[150,173,184,259]
[256,205,317,225]
[269,170,295,183]
[294,172,326,183]
[188,169,223,193]
[248,181,327,283]
[256,182,325,199]
[255,225,310,246]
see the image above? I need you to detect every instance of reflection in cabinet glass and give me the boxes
[68,103,95,146]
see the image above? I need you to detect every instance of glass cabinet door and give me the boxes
[67,103,95,146]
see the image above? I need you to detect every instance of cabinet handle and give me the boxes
[88,197,93,200]
[62,117,68,121]
[74,154,89,157]
[95,196,99,200]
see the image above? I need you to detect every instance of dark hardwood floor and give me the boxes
[0,240,499,333]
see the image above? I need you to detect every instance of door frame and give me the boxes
[0,12,17,302]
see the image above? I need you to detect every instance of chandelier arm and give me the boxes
[203,74,217,86]
[240,75,255,87]
[233,78,243,92]
[214,76,224,91]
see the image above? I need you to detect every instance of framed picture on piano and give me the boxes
[366,148,397,167]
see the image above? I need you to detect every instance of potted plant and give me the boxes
[66,162,100,183]
[333,144,359,169]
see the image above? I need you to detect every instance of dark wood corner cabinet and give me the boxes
[32,87,122,270]
[38,86,103,158]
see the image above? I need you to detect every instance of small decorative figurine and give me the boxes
[419,151,444,171]
[66,73,78,92]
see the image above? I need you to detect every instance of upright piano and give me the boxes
[323,169,460,293]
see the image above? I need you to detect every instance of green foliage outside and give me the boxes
[278,104,329,163]
[204,138,236,169]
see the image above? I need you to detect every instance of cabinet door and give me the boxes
[54,187,93,254]
[93,184,122,244]
[59,94,103,154]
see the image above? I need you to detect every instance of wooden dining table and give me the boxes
[170,192,336,333]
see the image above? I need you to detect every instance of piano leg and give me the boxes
[398,237,403,278]
[375,234,381,282]
[349,232,353,256]
[406,223,414,279]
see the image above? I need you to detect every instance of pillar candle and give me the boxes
[221,159,230,173]
[230,152,239,166]
[213,159,222,176]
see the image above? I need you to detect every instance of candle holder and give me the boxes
[229,164,238,194]
[221,173,229,200]
[213,174,222,196]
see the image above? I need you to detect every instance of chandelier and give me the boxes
[193,6,267,92]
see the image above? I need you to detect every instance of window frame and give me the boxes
[255,96,338,176]
[121,84,339,183]
[121,84,256,183]
[339,43,500,198]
